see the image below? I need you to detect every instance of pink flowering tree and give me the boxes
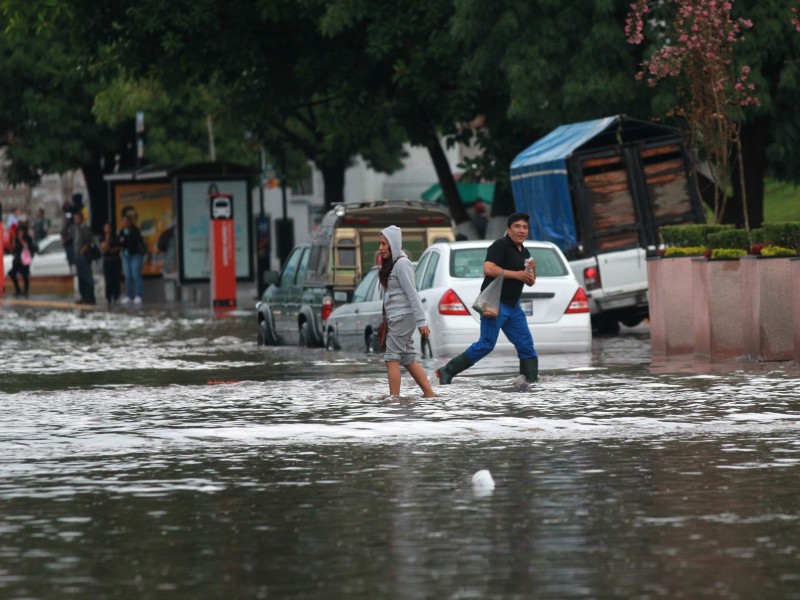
[626,0,758,228]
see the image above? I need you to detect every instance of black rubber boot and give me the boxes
[435,352,474,385]
[520,358,539,383]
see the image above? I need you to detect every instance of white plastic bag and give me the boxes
[472,272,503,319]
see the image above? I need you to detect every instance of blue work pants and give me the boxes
[466,301,538,363]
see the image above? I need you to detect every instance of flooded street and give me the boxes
[1,302,800,599]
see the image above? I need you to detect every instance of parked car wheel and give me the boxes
[326,328,341,351]
[593,315,621,335]
[619,314,645,328]
[299,322,314,347]
[258,316,279,346]
[366,331,379,353]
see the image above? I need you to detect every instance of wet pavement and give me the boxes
[1,298,800,599]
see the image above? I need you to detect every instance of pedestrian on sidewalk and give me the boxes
[73,211,96,305]
[435,213,539,385]
[118,207,145,305]
[378,225,437,398]
[7,224,34,297]
[100,222,122,304]
[32,208,50,246]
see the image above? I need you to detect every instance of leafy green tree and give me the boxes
[321,0,481,224]
[730,0,800,229]
[450,0,654,216]
[625,0,800,228]
[0,21,135,227]
[105,0,408,212]
[0,1,256,228]
[627,0,758,227]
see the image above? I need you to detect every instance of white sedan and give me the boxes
[413,240,591,357]
[3,234,72,277]
[324,266,384,352]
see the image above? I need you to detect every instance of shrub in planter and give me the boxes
[664,246,707,257]
[659,224,732,248]
[750,228,765,244]
[711,248,747,260]
[760,245,797,257]
[708,228,750,252]
[762,222,800,253]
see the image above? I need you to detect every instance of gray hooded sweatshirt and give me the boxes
[381,225,428,327]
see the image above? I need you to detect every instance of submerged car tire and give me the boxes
[619,314,645,328]
[299,322,315,347]
[366,331,379,354]
[258,318,278,346]
[326,328,341,351]
[593,315,621,335]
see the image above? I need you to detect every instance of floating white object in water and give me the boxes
[471,469,495,493]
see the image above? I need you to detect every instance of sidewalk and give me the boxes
[1,280,260,313]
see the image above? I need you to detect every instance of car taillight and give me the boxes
[565,287,590,314]
[583,266,601,290]
[438,289,470,315]
[321,295,333,321]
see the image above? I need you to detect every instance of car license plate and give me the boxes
[521,300,533,316]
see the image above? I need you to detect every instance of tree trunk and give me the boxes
[426,134,469,224]
[81,153,110,235]
[491,176,516,218]
[730,116,770,230]
[320,161,346,212]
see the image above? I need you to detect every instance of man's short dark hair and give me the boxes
[507,212,530,228]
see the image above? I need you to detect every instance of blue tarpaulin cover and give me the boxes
[510,116,619,253]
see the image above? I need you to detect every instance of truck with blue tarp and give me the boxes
[511,115,706,333]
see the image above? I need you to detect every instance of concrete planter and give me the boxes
[740,256,795,362]
[793,258,800,363]
[692,258,744,361]
[647,256,695,357]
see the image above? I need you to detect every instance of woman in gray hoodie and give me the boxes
[378,225,437,398]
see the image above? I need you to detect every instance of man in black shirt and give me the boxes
[436,213,539,384]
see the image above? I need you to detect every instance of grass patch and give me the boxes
[765,179,800,221]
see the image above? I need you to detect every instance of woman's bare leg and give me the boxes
[386,361,402,396]
[405,362,437,398]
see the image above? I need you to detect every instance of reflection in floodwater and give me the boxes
[1,305,799,599]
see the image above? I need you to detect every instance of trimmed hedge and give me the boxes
[762,222,800,252]
[707,228,750,251]
[658,222,800,258]
[659,224,732,248]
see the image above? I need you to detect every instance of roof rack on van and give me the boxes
[331,199,451,215]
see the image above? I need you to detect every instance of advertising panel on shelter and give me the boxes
[112,181,173,277]
[178,178,253,283]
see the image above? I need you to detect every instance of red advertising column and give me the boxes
[209,193,237,310]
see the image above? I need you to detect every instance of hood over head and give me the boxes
[381,225,404,262]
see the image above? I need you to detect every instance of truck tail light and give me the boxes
[583,266,601,291]
[438,289,470,315]
[321,295,333,321]
[565,287,590,314]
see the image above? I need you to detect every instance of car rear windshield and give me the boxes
[451,247,569,278]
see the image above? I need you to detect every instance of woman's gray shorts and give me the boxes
[384,312,417,366]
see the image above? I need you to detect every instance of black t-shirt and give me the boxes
[481,235,530,307]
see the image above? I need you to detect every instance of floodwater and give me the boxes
[1,302,800,599]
